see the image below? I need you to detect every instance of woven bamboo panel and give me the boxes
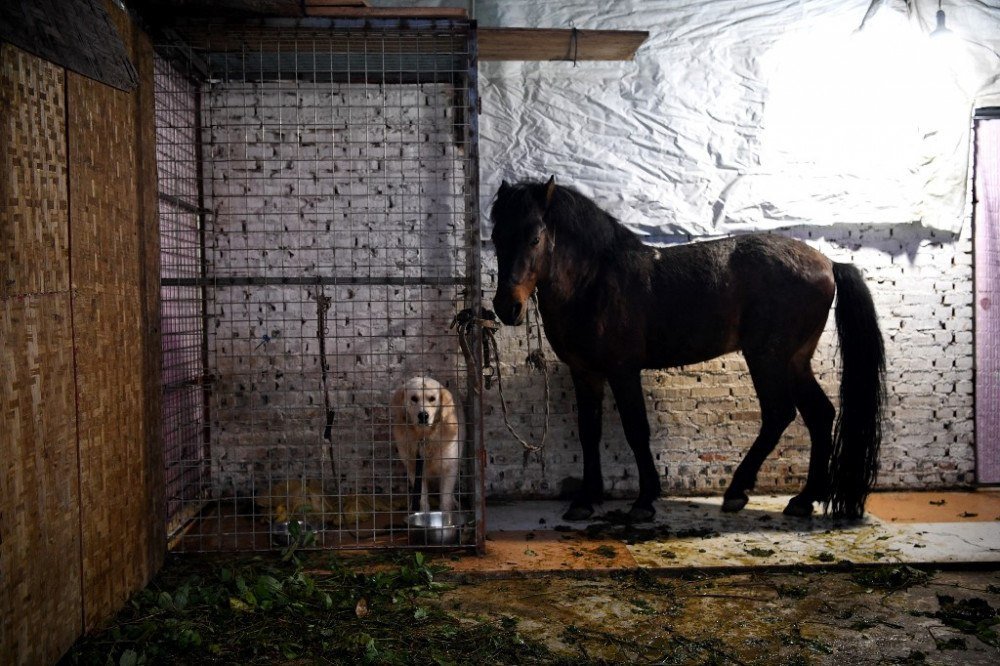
[0,43,70,299]
[70,284,147,627]
[2,6,166,656]
[133,23,167,573]
[0,45,83,666]
[1,297,82,664]
[67,8,152,623]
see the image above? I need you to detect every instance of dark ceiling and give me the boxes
[133,0,306,19]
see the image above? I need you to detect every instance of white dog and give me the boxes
[390,376,463,513]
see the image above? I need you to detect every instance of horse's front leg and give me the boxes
[563,369,606,521]
[609,371,661,522]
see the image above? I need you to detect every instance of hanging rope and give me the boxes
[452,297,550,453]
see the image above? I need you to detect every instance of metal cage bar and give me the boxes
[154,18,482,551]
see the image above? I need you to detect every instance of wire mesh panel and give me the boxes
[155,55,210,535]
[155,18,482,551]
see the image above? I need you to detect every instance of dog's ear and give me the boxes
[390,386,406,426]
[439,386,457,426]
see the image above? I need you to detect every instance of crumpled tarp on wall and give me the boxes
[468,0,1000,236]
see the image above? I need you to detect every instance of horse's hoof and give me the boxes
[721,495,748,513]
[627,504,655,523]
[562,503,594,521]
[783,497,815,518]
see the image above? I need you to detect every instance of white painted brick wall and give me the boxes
[202,82,476,497]
[196,85,976,501]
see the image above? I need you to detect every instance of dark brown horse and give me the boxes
[490,177,885,522]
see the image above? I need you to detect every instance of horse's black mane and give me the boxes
[494,180,645,257]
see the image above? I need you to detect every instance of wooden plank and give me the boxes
[0,46,81,666]
[478,27,649,62]
[304,7,468,19]
[138,0,303,19]
[172,24,467,55]
[305,0,370,6]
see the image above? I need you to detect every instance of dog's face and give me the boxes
[395,376,448,428]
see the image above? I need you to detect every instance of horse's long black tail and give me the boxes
[829,262,886,519]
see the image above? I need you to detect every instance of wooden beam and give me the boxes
[304,0,370,6]
[304,7,468,19]
[478,27,648,62]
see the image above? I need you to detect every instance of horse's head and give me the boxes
[490,177,558,326]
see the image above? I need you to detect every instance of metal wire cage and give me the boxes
[154,18,483,551]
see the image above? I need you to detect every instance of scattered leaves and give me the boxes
[852,565,931,591]
[924,595,1000,647]
[934,636,967,651]
[777,584,808,599]
[63,552,555,665]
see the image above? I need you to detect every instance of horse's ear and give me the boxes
[499,180,511,194]
[544,176,557,208]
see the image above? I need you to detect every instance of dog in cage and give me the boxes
[390,376,464,514]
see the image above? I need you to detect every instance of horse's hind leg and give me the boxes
[783,364,835,517]
[564,369,606,521]
[608,371,661,522]
[722,357,797,512]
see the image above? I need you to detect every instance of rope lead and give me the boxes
[452,299,550,452]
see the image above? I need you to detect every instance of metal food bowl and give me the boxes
[405,511,473,546]
[269,519,317,546]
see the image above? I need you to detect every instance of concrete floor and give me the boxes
[447,490,1000,574]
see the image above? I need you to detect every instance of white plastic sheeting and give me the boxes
[457,0,1000,236]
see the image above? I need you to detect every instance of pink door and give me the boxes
[975,114,1000,484]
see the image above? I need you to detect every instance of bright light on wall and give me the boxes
[752,2,974,226]
[762,7,964,175]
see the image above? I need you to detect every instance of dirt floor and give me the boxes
[435,567,1000,665]
[63,492,1000,663]
[63,553,999,665]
